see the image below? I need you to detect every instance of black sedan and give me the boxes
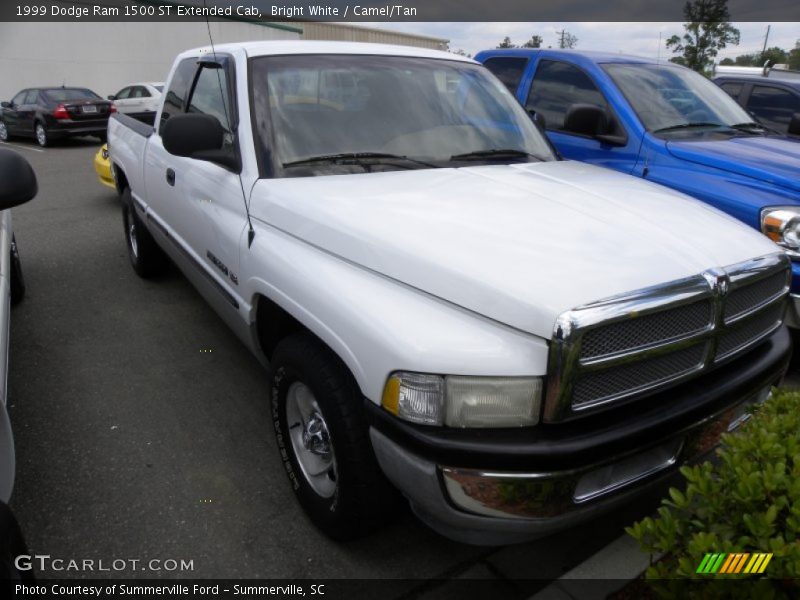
[0,87,115,147]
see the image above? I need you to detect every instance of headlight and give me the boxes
[381,371,542,428]
[761,207,800,258]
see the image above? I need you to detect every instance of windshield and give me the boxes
[44,88,101,102]
[603,63,753,133]
[250,54,555,177]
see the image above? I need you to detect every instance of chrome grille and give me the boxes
[724,269,787,323]
[545,254,790,422]
[717,302,785,360]
[580,300,712,360]
[573,344,707,407]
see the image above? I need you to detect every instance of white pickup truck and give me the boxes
[108,41,792,545]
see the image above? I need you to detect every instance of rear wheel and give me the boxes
[121,188,165,278]
[271,333,401,540]
[34,121,48,147]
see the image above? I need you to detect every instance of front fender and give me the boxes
[241,222,549,404]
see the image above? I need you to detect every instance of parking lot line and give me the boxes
[0,141,44,153]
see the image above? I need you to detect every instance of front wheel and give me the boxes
[122,188,165,278]
[0,120,9,142]
[271,333,400,540]
[34,122,48,147]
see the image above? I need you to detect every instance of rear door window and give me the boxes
[483,57,529,94]
[24,90,39,104]
[526,60,608,131]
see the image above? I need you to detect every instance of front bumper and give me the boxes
[368,327,791,545]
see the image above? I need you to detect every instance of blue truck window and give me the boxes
[526,60,607,131]
[482,57,529,93]
[719,81,744,102]
[746,85,800,133]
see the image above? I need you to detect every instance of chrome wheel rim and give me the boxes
[126,210,139,259]
[0,122,7,141]
[35,124,46,146]
[285,382,337,498]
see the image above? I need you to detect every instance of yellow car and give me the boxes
[94,144,114,190]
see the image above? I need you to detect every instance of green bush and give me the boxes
[626,388,800,596]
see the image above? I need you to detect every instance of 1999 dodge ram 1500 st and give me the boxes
[108,41,792,545]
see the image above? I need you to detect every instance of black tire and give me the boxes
[0,119,9,142]
[10,235,25,305]
[34,121,48,148]
[121,187,165,278]
[271,332,400,540]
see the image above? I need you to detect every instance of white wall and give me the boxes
[0,21,300,101]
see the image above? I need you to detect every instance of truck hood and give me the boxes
[666,136,800,193]
[250,161,779,339]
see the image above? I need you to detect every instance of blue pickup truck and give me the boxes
[476,49,800,325]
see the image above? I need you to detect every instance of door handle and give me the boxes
[166,168,175,186]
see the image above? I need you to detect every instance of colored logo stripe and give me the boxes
[696,552,773,575]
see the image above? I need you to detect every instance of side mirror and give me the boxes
[563,103,627,147]
[107,95,116,101]
[563,103,608,137]
[0,102,10,109]
[161,113,240,171]
[0,149,37,210]
[789,113,800,137]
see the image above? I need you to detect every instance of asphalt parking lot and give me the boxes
[4,137,795,597]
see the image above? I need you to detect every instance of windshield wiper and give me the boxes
[282,152,437,169]
[653,122,726,133]
[729,121,778,135]
[449,149,544,162]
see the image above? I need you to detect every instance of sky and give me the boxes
[362,22,799,62]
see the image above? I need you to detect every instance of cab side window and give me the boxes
[186,66,234,150]
[160,58,199,133]
[483,57,529,94]
[526,60,607,131]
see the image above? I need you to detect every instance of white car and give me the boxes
[108,42,791,545]
[108,82,163,116]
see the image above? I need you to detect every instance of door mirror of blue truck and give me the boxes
[789,113,800,137]
[161,113,241,172]
[0,148,37,210]
[563,103,627,147]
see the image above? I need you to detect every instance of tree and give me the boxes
[789,40,800,70]
[719,57,734,65]
[666,0,740,72]
[497,37,516,49]
[761,46,788,66]
[522,35,544,49]
[557,29,578,49]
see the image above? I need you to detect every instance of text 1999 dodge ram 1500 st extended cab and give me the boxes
[109,42,792,545]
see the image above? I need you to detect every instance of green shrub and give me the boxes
[626,388,800,597]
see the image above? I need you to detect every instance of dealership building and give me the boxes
[0,20,449,101]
